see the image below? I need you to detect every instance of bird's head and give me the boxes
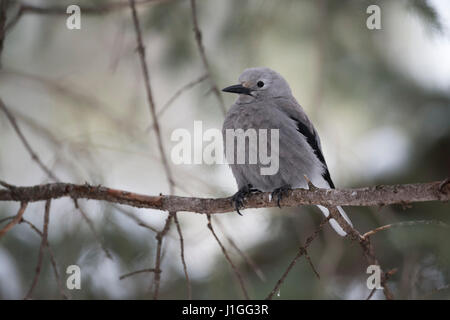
[222,67,292,103]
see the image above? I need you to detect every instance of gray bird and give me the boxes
[222,67,352,236]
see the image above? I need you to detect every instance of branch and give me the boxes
[189,0,226,115]
[0,201,27,239]
[18,216,68,299]
[5,0,167,32]
[129,0,175,194]
[152,213,173,299]
[1,180,448,213]
[145,73,208,133]
[207,215,249,300]
[0,99,59,181]
[120,268,158,280]
[362,219,449,239]
[0,0,7,68]
[24,199,51,299]
[0,99,112,258]
[173,212,192,299]
[266,216,330,300]
[74,199,113,260]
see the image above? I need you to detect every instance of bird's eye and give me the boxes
[257,81,264,88]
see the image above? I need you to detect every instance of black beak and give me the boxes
[222,84,252,96]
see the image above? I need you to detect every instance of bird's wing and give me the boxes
[274,97,335,189]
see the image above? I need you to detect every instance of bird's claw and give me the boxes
[232,184,261,215]
[271,184,292,208]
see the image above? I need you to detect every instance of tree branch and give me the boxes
[207,214,249,300]
[0,201,27,239]
[24,199,51,299]
[5,0,167,33]
[129,0,175,194]
[0,0,7,68]
[189,0,226,115]
[1,180,448,214]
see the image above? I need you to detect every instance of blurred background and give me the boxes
[0,0,449,299]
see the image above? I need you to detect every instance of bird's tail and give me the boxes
[317,205,353,236]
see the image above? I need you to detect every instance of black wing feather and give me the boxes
[290,117,335,189]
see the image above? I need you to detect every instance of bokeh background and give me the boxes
[0,0,449,299]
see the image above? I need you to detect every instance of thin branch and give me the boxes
[73,199,113,260]
[24,199,51,299]
[1,69,139,136]
[19,217,68,299]
[0,0,7,68]
[0,99,59,181]
[0,98,113,260]
[0,201,27,239]
[266,216,330,300]
[214,217,266,282]
[304,249,320,280]
[129,0,175,194]
[325,205,394,299]
[189,0,226,115]
[1,180,448,213]
[0,207,66,299]
[146,73,208,133]
[207,214,249,300]
[152,213,173,299]
[112,204,159,233]
[362,220,449,239]
[173,212,192,299]
[366,268,397,300]
[5,0,167,33]
[120,268,158,280]
[423,284,450,299]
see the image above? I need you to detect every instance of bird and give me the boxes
[221,67,352,236]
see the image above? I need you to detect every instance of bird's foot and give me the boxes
[271,184,292,208]
[232,184,261,216]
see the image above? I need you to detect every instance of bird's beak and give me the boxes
[222,84,252,96]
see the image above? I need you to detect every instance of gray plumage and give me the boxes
[222,67,352,236]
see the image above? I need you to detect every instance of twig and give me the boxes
[0,0,7,68]
[112,204,159,233]
[152,213,173,299]
[73,199,113,260]
[266,216,330,300]
[1,69,139,135]
[129,0,175,194]
[423,284,450,299]
[0,201,27,239]
[0,99,59,181]
[146,74,208,132]
[0,179,15,189]
[5,0,167,33]
[207,214,249,300]
[366,268,398,300]
[0,98,113,260]
[189,0,226,115]
[0,206,67,299]
[19,217,68,299]
[325,205,394,299]
[24,199,51,299]
[304,249,320,280]
[120,268,158,280]
[363,220,449,239]
[173,212,192,299]
[214,217,266,282]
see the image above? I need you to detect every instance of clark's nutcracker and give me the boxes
[222,67,352,236]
